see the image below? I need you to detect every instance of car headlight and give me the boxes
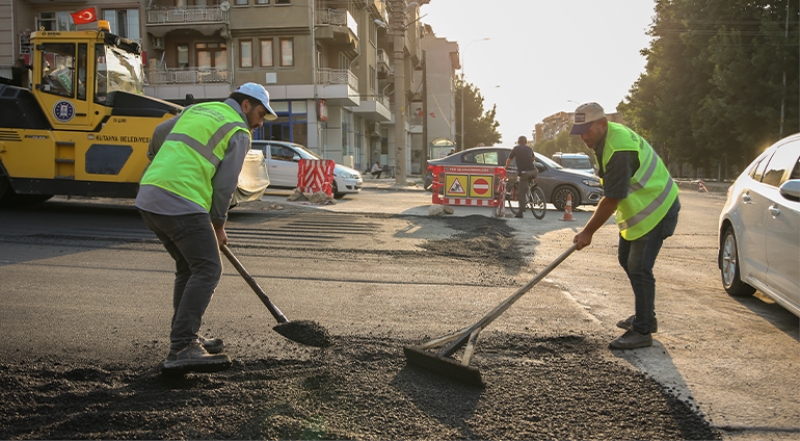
[337,171,360,179]
[582,179,601,187]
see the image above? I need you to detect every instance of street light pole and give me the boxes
[390,0,408,185]
[459,37,489,151]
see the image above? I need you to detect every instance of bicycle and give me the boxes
[507,177,546,219]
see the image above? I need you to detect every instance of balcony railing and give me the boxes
[377,49,390,66]
[146,68,229,85]
[317,68,358,91]
[147,6,228,24]
[316,8,358,35]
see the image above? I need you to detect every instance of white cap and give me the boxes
[570,102,606,135]
[236,83,278,121]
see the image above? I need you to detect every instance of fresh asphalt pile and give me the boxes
[0,215,721,440]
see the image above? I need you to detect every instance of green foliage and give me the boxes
[534,130,589,160]
[455,77,502,149]
[621,0,799,177]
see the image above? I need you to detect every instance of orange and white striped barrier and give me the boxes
[698,180,708,193]
[559,193,575,222]
[298,159,335,197]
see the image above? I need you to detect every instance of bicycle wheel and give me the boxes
[507,182,521,215]
[529,186,546,219]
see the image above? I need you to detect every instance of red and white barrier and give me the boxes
[429,164,506,208]
[298,159,335,197]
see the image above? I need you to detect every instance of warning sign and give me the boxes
[470,176,493,198]
[445,175,467,197]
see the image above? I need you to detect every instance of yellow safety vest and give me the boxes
[141,102,250,210]
[600,122,678,240]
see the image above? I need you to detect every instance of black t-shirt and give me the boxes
[509,144,536,172]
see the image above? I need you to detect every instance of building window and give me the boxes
[256,0,269,4]
[369,66,376,93]
[196,43,227,69]
[240,40,252,68]
[260,39,273,67]
[275,0,291,4]
[280,38,294,67]
[369,21,377,45]
[177,45,189,68]
[235,0,248,4]
[37,12,77,32]
[103,9,140,42]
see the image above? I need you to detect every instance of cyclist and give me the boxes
[504,135,538,218]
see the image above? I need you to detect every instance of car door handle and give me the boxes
[769,204,781,217]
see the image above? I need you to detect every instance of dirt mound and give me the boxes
[0,333,720,440]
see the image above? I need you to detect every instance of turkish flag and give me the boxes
[71,7,97,25]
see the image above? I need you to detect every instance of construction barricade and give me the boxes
[298,159,335,197]
[430,165,506,207]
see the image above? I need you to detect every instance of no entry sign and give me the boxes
[469,176,493,198]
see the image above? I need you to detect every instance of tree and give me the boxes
[454,77,502,149]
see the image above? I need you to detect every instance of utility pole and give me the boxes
[389,0,407,185]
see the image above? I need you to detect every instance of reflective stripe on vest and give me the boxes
[602,122,678,240]
[140,102,249,210]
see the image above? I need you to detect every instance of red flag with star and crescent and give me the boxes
[71,7,97,25]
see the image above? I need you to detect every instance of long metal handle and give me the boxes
[437,243,579,358]
[220,244,289,324]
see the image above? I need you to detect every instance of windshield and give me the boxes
[95,44,144,104]
[288,142,322,160]
[562,157,593,169]
[535,153,563,169]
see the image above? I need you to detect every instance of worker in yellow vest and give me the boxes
[570,102,680,350]
[136,83,277,372]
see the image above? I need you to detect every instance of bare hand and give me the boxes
[214,224,228,246]
[573,231,592,251]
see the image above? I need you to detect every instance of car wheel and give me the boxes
[720,227,756,297]
[553,186,580,212]
[332,181,345,199]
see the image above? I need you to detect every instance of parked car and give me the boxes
[718,134,800,317]
[251,140,363,199]
[551,152,596,175]
[423,146,603,211]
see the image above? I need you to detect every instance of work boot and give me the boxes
[616,315,658,333]
[163,339,231,372]
[198,335,224,354]
[609,329,653,350]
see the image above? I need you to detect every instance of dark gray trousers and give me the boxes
[139,210,222,352]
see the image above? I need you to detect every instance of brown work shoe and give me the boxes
[198,335,224,354]
[616,315,658,333]
[163,339,231,372]
[609,329,653,350]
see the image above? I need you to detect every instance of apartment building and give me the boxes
[1,0,460,176]
[534,110,625,144]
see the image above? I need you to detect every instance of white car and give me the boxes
[251,140,363,199]
[718,133,800,317]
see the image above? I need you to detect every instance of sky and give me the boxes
[419,0,657,145]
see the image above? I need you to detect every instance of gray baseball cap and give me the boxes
[570,102,606,135]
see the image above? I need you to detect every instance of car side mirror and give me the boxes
[535,163,546,172]
[779,179,800,201]
[293,155,301,162]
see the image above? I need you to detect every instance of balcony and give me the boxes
[146,5,229,37]
[316,68,359,106]
[376,49,392,78]
[350,94,391,122]
[315,9,359,56]
[146,68,230,85]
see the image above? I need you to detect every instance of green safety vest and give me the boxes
[600,122,678,240]
[140,102,250,210]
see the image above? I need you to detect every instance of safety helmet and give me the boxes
[236,82,278,121]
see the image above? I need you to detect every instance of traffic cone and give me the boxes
[559,193,575,222]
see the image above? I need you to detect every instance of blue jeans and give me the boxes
[618,197,680,334]
[139,210,222,352]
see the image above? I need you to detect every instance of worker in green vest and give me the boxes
[570,102,680,350]
[136,83,277,372]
